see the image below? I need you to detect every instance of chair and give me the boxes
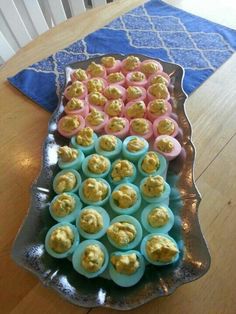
[0,0,112,62]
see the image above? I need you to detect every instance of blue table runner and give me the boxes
[8,0,236,112]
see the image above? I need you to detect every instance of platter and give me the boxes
[12,54,211,310]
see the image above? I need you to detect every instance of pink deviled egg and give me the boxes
[126,71,148,88]
[64,81,87,101]
[147,99,172,122]
[148,72,171,87]
[121,55,141,75]
[147,83,170,102]
[129,118,153,140]
[86,92,108,112]
[140,59,163,78]
[64,98,89,118]
[85,108,108,133]
[153,117,179,138]
[105,117,129,139]
[107,72,126,86]
[71,68,90,83]
[86,62,106,78]
[104,84,126,102]
[101,56,121,74]
[154,135,181,161]
[58,115,85,138]
[126,86,146,103]
[86,77,107,93]
[124,100,146,120]
[104,99,125,117]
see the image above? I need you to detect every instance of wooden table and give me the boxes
[1,0,235,313]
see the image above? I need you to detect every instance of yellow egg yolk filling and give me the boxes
[149,83,169,99]
[67,81,85,98]
[88,154,109,174]
[79,209,103,234]
[99,135,117,151]
[148,207,169,228]
[157,118,175,135]
[146,235,179,262]
[127,101,145,118]
[49,225,74,253]
[83,178,108,202]
[65,98,84,111]
[123,56,140,71]
[108,117,125,132]
[107,99,122,116]
[55,172,77,193]
[61,116,80,132]
[107,222,136,246]
[142,175,164,197]
[131,118,149,134]
[101,56,116,68]
[73,68,88,81]
[141,152,160,174]
[111,160,133,182]
[127,137,145,152]
[87,62,105,77]
[111,253,139,275]
[89,92,107,106]
[58,146,78,162]
[76,127,94,147]
[127,86,142,100]
[81,244,104,272]
[107,72,124,84]
[52,193,76,217]
[87,78,105,93]
[157,137,174,153]
[86,109,104,126]
[112,185,137,208]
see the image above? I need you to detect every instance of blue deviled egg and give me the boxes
[122,136,149,162]
[140,233,179,265]
[53,169,82,194]
[78,177,111,206]
[107,215,143,250]
[140,175,170,204]
[45,222,80,259]
[141,203,174,233]
[94,134,122,160]
[109,183,141,215]
[72,239,109,278]
[49,192,82,223]
[82,154,111,178]
[58,145,85,170]
[71,127,98,155]
[109,250,145,287]
[76,206,110,240]
[108,159,136,186]
[138,151,167,179]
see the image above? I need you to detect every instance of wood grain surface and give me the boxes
[0,0,235,313]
